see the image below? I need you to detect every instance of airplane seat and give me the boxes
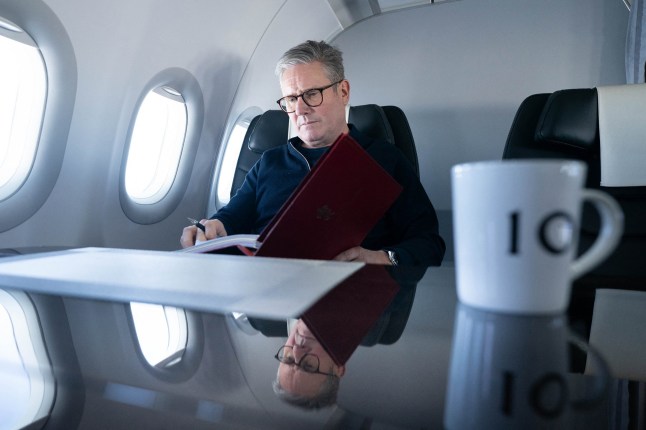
[359,285,416,346]
[347,104,420,178]
[230,110,289,198]
[247,317,288,337]
[502,87,646,289]
[346,103,395,145]
[381,105,420,177]
[229,104,420,198]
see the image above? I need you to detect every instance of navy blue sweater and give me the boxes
[212,125,445,266]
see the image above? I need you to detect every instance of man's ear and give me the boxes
[340,79,350,102]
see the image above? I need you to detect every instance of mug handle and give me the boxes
[570,189,624,279]
[568,332,611,410]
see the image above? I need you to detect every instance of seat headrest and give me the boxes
[246,105,397,155]
[597,83,646,186]
[246,110,289,154]
[534,88,598,151]
[348,104,395,145]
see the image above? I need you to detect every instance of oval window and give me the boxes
[0,19,47,201]
[124,86,188,205]
[130,302,188,368]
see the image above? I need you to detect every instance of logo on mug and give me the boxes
[509,211,575,255]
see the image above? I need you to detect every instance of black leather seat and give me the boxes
[229,104,420,198]
[502,88,646,288]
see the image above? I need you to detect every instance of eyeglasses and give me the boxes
[274,345,337,377]
[276,80,343,113]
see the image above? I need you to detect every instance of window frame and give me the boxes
[0,5,76,232]
[119,68,204,224]
[208,106,262,216]
[124,86,188,205]
[125,302,203,382]
[0,24,48,201]
[129,302,189,369]
[0,289,55,429]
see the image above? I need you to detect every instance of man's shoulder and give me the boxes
[258,142,291,160]
[254,142,300,172]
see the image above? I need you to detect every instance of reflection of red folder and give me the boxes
[302,265,400,365]
[184,133,402,260]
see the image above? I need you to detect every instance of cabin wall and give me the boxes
[0,0,344,252]
[0,0,630,259]
[0,0,287,251]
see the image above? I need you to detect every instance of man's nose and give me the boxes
[292,343,310,361]
[293,96,310,115]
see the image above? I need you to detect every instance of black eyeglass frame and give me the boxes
[276,80,343,113]
[274,345,337,377]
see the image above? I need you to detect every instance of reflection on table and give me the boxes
[0,250,645,429]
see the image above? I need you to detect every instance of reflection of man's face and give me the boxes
[277,319,345,398]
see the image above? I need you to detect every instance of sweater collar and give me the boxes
[287,124,369,152]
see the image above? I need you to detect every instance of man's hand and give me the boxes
[333,246,392,265]
[180,219,228,248]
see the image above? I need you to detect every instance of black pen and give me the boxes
[187,217,206,233]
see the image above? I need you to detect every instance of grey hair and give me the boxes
[272,369,340,410]
[275,40,345,83]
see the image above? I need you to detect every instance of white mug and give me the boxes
[444,304,609,429]
[451,160,623,314]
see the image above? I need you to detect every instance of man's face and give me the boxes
[277,319,345,397]
[279,61,349,149]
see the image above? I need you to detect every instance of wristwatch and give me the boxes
[384,250,399,266]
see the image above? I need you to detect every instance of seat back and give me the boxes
[382,105,420,178]
[229,104,420,197]
[230,110,289,198]
[502,88,646,285]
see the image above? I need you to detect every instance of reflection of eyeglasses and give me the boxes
[274,346,337,377]
[276,80,343,113]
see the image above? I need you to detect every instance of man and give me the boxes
[181,40,445,266]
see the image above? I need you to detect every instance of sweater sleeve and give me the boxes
[385,157,446,266]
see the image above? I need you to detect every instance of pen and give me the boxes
[187,217,206,233]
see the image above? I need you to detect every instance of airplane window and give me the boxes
[216,122,249,206]
[0,290,55,429]
[0,19,47,201]
[124,86,188,204]
[130,302,188,368]
[119,68,203,225]
[214,107,262,209]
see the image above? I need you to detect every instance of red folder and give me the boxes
[183,133,402,260]
[301,265,400,365]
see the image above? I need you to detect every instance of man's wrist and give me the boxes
[384,249,398,266]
